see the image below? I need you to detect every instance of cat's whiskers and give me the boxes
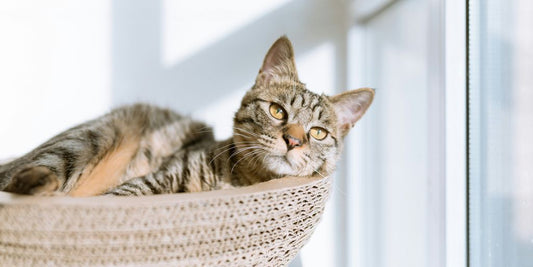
[262,152,269,169]
[208,141,257,166]
[229,150,257,173]
[232,133,254,140]
[250,150,267,170]
[248,150,267,170]
[228,145,263,164]
[215,141,255,152]
[256,137,276,149]
[234,134,274,153]
[313,169,326,178]
[233,127,261,138]
[209,145,242,166]
[230,149,264,174]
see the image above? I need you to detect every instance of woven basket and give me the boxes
[0,176,331,266]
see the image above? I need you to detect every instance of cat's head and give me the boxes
[233,36,374,180]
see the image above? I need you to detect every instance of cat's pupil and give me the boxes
[276,108,283,114]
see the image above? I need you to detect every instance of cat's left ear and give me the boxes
[330,88,375,137]
[255,36,299,87]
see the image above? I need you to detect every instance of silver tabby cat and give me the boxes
[0,36,374,197]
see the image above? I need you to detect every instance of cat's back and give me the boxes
[105,103,184,131]
[98,103,213,151]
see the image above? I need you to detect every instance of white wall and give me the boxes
[0,1,111,159]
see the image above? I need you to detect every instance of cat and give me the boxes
[0,36,374,197]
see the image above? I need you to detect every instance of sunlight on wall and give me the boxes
[0,1,111,159]
[297,43,336,95]
[162,0,289,66]
[192,87,248,140]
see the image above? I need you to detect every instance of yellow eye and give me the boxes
[310,127,328,140]
[269,103,286,120]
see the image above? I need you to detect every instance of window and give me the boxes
[468,0,533,266]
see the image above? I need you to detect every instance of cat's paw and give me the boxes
[5,166,61,195]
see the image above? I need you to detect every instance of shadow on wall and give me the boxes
[111,0,349,113]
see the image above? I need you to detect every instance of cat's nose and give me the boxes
[283,134,302,150]
[283,124,306,150]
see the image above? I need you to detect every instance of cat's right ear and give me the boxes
[330,88,375,137]
[255,36,299,87]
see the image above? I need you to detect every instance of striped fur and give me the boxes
[0,36,374,196]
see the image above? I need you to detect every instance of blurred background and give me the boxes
[0,0,532,266]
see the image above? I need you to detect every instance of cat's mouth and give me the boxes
[285,151,306,168]
[262,150,308,176]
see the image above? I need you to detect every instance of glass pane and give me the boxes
[468,0,533,266]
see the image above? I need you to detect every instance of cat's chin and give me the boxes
[262,154,311,177]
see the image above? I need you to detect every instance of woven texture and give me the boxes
[0,176,330,266]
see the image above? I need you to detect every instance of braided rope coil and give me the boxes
[0,176,331,266]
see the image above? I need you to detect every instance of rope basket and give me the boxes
[0,175,331,266]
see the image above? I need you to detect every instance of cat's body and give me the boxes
[0,104,228,196]
[0,36,374,196]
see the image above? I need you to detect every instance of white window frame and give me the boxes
[444,0,467,267]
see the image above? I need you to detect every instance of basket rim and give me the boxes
[0,175,329,207]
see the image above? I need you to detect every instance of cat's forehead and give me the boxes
[255,83,320,103]
[253,82,337,126]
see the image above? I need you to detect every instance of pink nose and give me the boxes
[283,134,302,150]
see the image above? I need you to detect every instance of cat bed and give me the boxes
[0,175,330,266]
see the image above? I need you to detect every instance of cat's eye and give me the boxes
[309,127,328,140]
[269,103,286,120]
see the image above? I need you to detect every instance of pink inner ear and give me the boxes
[331,89,374,135]
[337,101,362,126]
[256,37,298,86]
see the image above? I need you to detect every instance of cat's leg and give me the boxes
[104,146,215,196]
[104,150,192,196]
[120,117,214,183]
[1,165,60,195]
[106,116,216,197]
[0,122,117,195]
[104,171,175,196]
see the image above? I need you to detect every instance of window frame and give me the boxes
[444,0,468,267]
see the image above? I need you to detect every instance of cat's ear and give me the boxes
[255,36,299,86]
[330,88,375,137]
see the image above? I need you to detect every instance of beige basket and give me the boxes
[0,176,331,266]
